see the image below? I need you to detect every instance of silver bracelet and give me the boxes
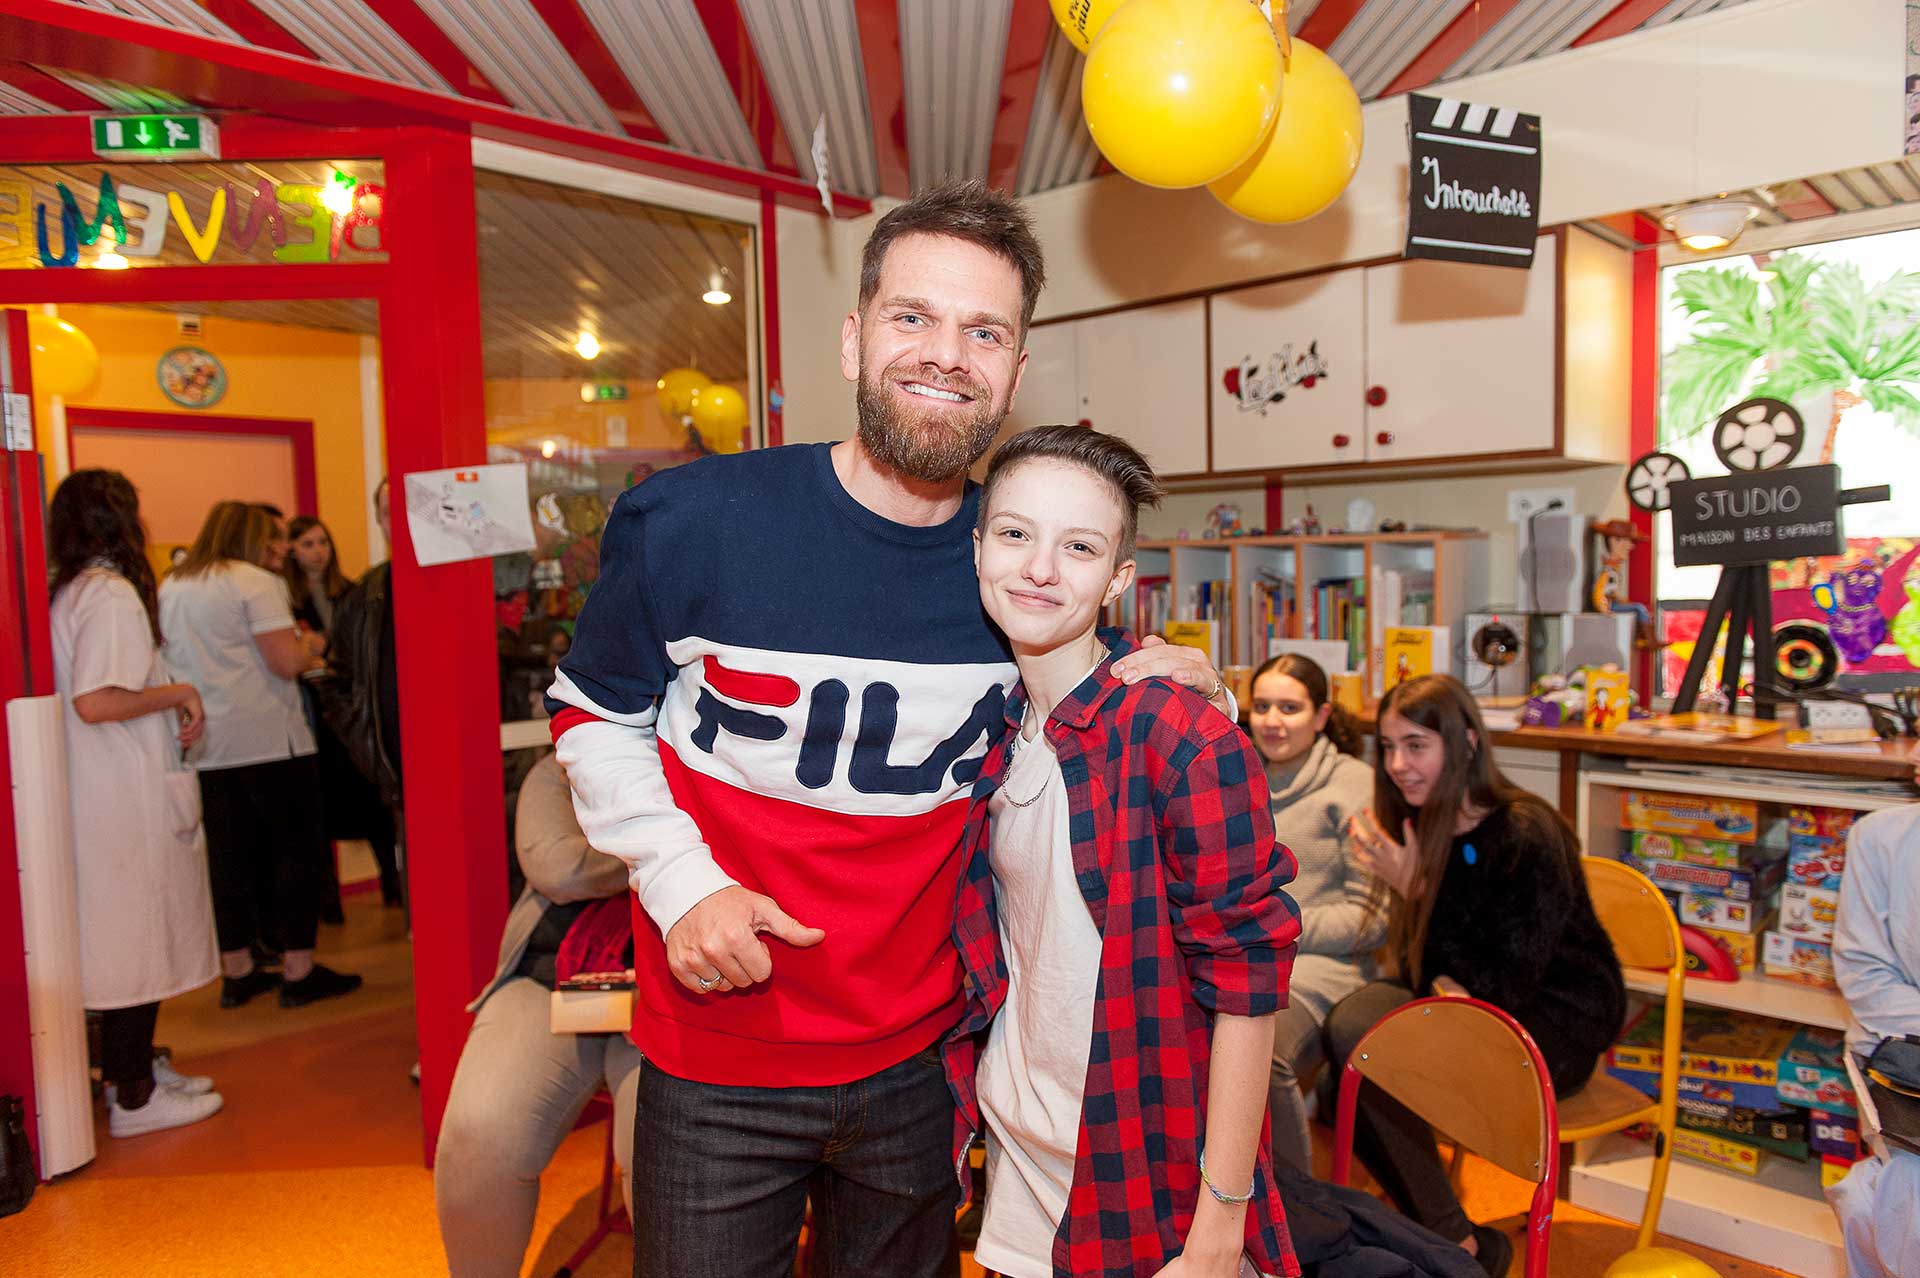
[1198,1150,1255,1205]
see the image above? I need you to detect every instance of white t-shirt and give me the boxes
[973,723,1102,1278]
[160,561,315,770]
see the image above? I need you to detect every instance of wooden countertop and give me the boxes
[1487,724,1920,784]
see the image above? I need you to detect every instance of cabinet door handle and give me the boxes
[1366,385,1388,407]
[1332,434,1350,448]
[1376,431,1394,446]
[1077,417,1092,428]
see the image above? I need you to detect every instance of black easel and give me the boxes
[1671,563,1779,714]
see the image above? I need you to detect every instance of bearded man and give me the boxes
[547,180,1229,1278]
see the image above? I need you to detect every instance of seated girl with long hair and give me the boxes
[1245,653,1381,1175]
[1329,674,1625,1277]
[945,424,1300,1278]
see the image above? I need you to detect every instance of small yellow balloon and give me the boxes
[25,312,99,399]
[1602,1247,1722,1278]
[690,384,750,453]
[655,366,711,421]
[1048,0,1125,53]
[1082,0,1284,190]
[1209,39,1364,224]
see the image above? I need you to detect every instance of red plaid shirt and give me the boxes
[943,631,1301,1278]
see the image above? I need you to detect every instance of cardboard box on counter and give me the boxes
[1810,1109,1860,1160]
[1776,1026,1856,1116]
[1622,791,1764,842]
[1779,883,1840,942]
[1672,1128,1766,1176]
[1628,827,1785,870]
[1763,930,1837,990]
[1789,805,1859,842]
[1821,1155,1859,1188]
[1697,921,1770,971]
[1786,836,1847,891]
[1677,891,1769,935]
[1608,1006,1796,1112]
[1627,850,1784,903]
[1675,1097,1810,1160]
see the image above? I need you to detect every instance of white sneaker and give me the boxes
[108,1086,224,1137]
[153,1054,215,1096]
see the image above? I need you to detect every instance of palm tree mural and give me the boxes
[1662,252,1920,461]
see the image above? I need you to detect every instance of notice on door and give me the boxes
[402,463,537,567]
[1405,93,1542,269]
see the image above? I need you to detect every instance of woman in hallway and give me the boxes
[161,501,361,1011]
[49,468,223,1136]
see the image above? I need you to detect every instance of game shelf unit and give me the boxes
[1568,764,1912,1278]
[1119,531,1486,673]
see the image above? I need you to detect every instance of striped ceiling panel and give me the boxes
[242,0,449,90]
[1013,26,1099,197]
[1441,0,1621,80]
[899,0,1012,193]
[575,0,761,167]
[0,81,55,114]
[1328,0,1478,101]
[88,0,238,41]
[411,0,620,130]
[40,69,194,112]
[736,0,880,197]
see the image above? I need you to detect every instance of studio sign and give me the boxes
[1670,465,1845,567]
[1221,343,1330,416]
[1405,93,1542,269]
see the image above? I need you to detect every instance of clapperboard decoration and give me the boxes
[1405,93,1542,269]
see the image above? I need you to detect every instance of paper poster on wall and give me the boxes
[402,463,537,567]
[1405,93,1541,269]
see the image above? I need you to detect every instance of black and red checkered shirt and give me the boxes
[943,631,1302,1278]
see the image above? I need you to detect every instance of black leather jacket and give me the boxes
[317,561,401,806]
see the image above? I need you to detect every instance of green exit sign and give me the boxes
[91,114,221,160]
[592,383,628,401]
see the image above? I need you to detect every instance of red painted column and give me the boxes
[1627,218,1660,702]
[1265,478,1284,533]
[378,129,507,1164]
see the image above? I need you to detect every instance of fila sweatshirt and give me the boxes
[548,443,1015,1086]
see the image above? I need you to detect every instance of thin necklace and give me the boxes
[999,704,1048,808]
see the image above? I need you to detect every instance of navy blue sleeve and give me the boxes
[547,488,673,723]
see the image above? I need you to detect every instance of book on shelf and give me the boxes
[1365,565,1438,693]
[1186,579,1234,665]
[1135,575,1171,638]
[1381,625,1450,691]
[1247,568,1295,667]
[1164,619,1220,668]
[1615,713,1787,743]
[1783,727,1883,753]
[1309,576,1367,674]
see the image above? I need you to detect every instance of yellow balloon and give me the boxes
[690,384,750,454]
[1048,0,1125,53]
[1602,1247,1722,1278]
[1208,40,1363,224]
[1082,0,1284,190]
[25,312,99,399]
[655,366,711,421]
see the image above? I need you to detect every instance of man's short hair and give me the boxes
[979,423,1163,564]
[858,179,1046,337]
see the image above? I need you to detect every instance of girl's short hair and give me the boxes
[979,424,1163,563]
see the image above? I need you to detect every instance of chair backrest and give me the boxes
[1582,856,1682,973]
[1347,997,1556,1184]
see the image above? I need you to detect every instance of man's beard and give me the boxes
[855,358,1007,483]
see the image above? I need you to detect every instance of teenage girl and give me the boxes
[1245,654,1381,1175]
[945,424,1300,1278]
[1329,673,1625,1276]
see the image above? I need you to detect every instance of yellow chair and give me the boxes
[1561,856,1685,1254]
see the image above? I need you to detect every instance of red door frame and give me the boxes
[65,407,321,519]
[0,122,504,1168]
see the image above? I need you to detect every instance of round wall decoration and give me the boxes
[157,346,227,409]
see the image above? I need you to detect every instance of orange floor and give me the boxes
[7,891,1795,1278]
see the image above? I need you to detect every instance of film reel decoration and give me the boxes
[1713,397,1805,472]
[1772,621,1840,691]
[1625,451,1691,512]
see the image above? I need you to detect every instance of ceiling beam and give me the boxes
[1377,0,1526,98]
[692,0,796,175]
[0,0,872,214]
[359,0,513,106]
[523,0,671,144]
[852,0,912,198]
[988,0,1051,193]
[1570,0,1672,48]
[198,0,317,60]
[1294,0,1369,50]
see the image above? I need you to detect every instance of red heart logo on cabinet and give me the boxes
[1222,367,1241,395]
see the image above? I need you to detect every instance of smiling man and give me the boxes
[546,181,1228,1278]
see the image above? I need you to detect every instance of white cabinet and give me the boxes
[1209,270,1366,471]
[1362,238,1558,463]
[975,322,1082,480]
[1076,299,1209,476]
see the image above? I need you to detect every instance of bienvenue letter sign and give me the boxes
[1405,93,1542,269]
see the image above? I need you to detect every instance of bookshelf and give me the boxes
[1121,531,1487,674]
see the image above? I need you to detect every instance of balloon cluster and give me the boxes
[655,366,749,454]
[24,313,100,399]
[1057,0,1363,224]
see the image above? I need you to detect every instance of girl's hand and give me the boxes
[175,686,206,748]
[1150,1246,1244,1278]
[1348,809,1419,897]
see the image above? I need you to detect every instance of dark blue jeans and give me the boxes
[631,1048,960,1278]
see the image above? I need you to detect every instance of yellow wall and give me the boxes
[485,377,754,454]
[35,304,380,576]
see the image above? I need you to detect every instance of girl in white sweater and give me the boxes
[1247,654,1382,1172]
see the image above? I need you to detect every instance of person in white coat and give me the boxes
[49,470,223,1137]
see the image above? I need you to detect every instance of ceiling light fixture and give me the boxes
[541,439,557,459]
[703,271,732,306]
[1663,198,1761,252]
[320,169,356,217]
[575,332,602,360]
